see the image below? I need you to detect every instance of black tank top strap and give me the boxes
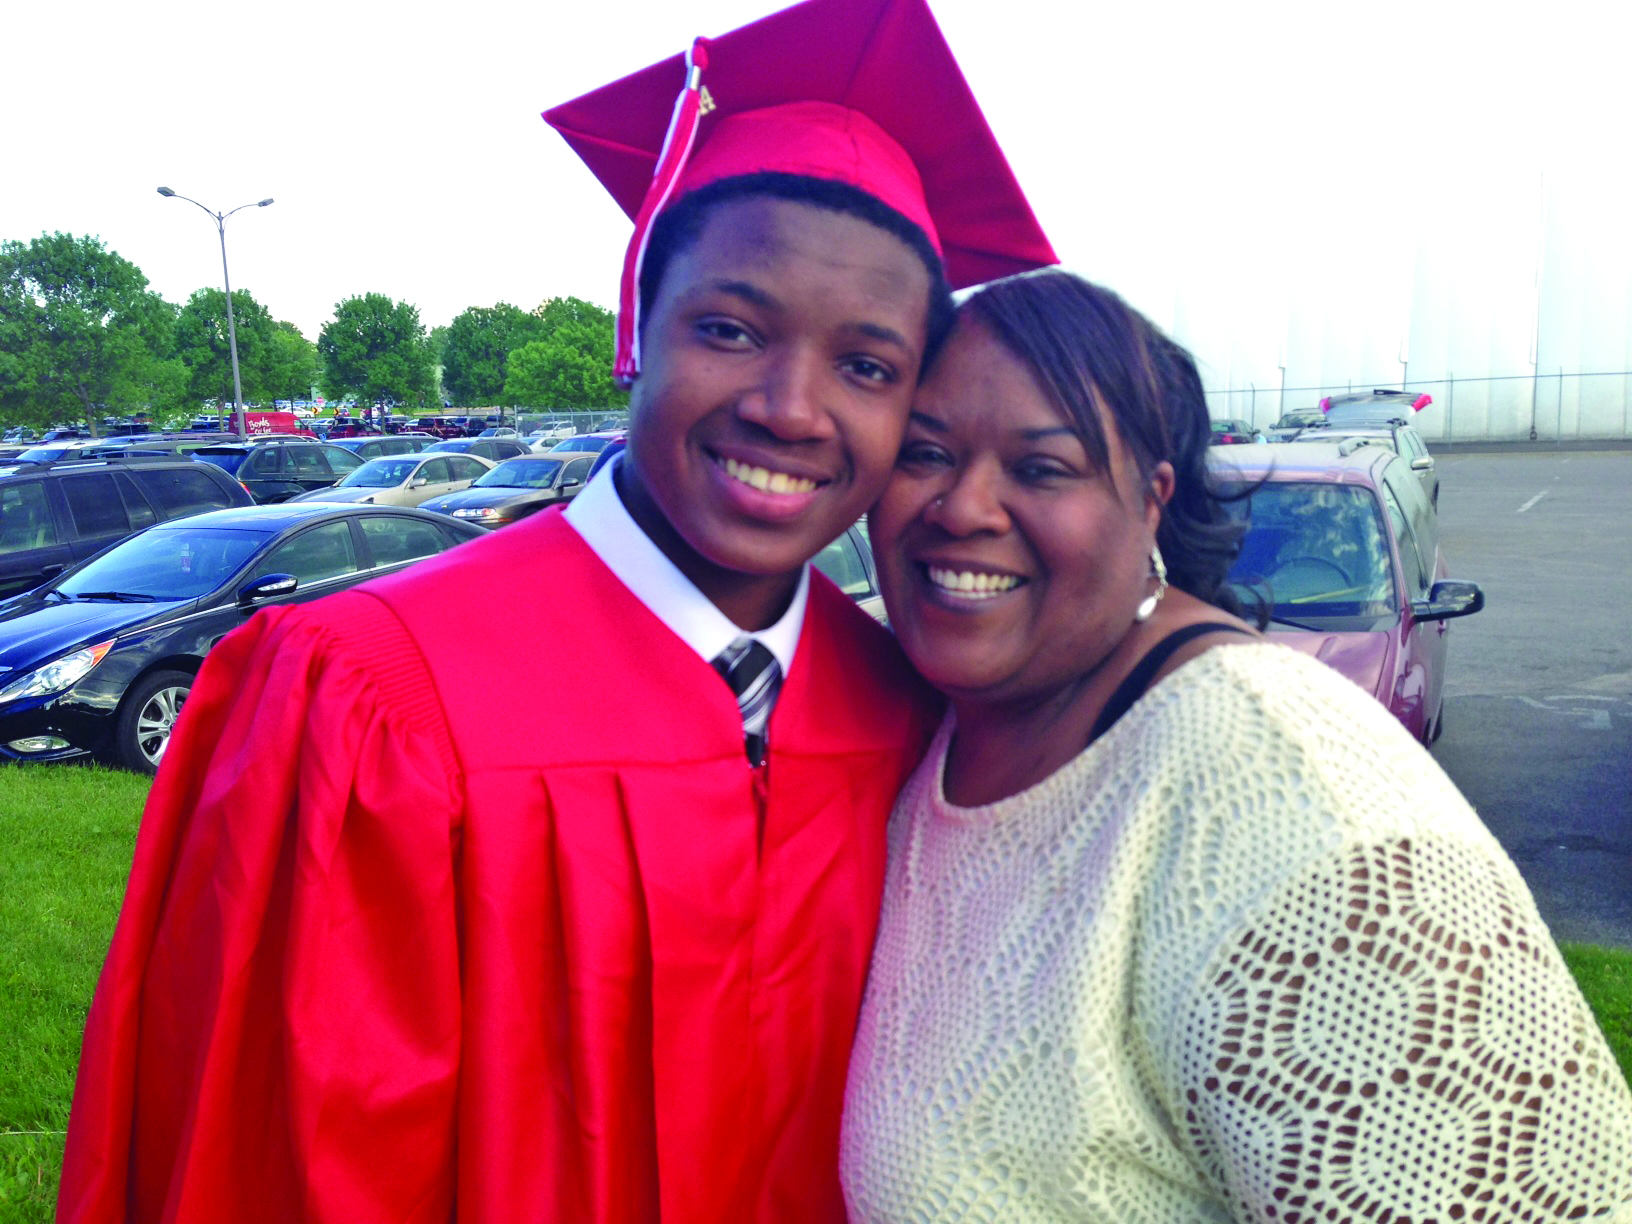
[1088,622,1253,744]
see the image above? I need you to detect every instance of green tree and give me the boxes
[502,296,625,409]
[441,303,542,406]
[0,232,181,435]
[173,287,276,407]
[318,293,434,409]
[262,320,320,406]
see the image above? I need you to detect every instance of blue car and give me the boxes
[0,504,481,773]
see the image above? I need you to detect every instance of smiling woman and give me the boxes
[840,269,1632,1222]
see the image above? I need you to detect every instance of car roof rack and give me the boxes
[1336,437,1387,457]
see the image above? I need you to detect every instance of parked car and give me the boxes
[413,416,468,439]
[476,427,520,438]
[0,504,483,772]
[79,432,241,460]
[528,418,578,444]
[540,431,625,456]
[419,454,594,527]
[193,440,367,502]
[0,457,253,599]
[1291,427,1440,508]
[327,433,441,461]
[1266,407,1328,440]
[1212,442,1482,745]
[290,452,493,507]
[1,440,103,474]
[813,520,885,621]
[1304,392,1441,508]
[1208,418,1266,445]
[423,437,532,463]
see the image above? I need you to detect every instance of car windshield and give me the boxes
[17,445,81,462]
[1274,411,1326,429]
[1225,482,1397,620]
[552,437,607,453]
[475,459,561,489]
[56,527,265,601]
[193,449,248,474]
[340,457,418,487]
[428,441,469,452]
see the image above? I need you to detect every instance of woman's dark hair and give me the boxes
[962,269,1256,619]
[638,171,957,375]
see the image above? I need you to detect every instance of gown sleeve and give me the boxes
[58,592,465,1224]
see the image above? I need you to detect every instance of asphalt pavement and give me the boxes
[1430,447,1632,947]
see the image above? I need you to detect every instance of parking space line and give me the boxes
[1517,491,1548,513]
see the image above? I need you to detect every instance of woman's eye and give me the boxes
[897,441,952,467]
[1014,459,1073,483]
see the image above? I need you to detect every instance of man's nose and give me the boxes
[736,346,836,442]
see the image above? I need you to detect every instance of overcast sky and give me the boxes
[7,0,1622,400]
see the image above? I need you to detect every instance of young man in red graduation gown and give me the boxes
[56,0,1054,1220]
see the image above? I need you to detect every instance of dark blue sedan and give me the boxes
[0,504,481,773]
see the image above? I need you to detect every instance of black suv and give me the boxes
[0,457,253,599]
[193,439,367,502]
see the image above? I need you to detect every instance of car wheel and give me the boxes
[112,668,194,775]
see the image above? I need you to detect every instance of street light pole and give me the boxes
[156,187,273,441]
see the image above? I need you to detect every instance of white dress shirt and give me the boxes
[563,453,809,676]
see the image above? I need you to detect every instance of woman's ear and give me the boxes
[1147,461,1176,522]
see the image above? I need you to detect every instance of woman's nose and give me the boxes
[923,459,1009,536]
[735,347,836,442]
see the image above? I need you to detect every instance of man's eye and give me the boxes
[697,320,755,346]
[843,356,896,384]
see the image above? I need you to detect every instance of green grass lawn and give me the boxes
[2,769,1630,1222]
[0,767,147,1221]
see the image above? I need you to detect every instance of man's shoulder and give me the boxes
[361,510,608,628]
[791,573,943,749]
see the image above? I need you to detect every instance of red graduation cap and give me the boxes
[544,0,1057,384]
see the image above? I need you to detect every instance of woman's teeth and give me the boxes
[723,457,817,495]
[926,566,1022,598]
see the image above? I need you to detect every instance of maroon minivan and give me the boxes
[1211,441,1483,745]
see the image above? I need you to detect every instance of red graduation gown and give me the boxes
[58,510,938,1224]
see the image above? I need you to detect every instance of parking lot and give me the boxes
[1431,446,1632,946]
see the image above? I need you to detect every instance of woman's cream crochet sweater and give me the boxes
[842,643,1632,1222]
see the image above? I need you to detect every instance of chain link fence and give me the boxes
[1206,370,1632,443]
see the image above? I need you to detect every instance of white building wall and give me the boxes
[1161,171,1632,443]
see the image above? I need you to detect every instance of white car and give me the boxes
[528,418,577,445]
[288,452,493,508]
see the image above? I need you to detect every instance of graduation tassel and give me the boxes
[615,37,713,387]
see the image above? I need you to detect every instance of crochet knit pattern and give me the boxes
[841,644,1632,1223]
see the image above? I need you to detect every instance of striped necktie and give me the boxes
[712,635,782,767]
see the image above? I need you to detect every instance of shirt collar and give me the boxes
[563,453,809,675]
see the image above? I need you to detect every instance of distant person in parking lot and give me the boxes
[55,0,1055,1221]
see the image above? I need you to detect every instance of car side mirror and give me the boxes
[561,479,582,491]
[410,477,428,488]
[1410,456,1435,471]
[1412,579,1484,622]
[238,573,299,609]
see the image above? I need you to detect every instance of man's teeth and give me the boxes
[723,457,817,495]
[926,566,1022,598]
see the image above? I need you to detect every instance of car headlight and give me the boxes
[452,507,502,519]
[0,640,115,704]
